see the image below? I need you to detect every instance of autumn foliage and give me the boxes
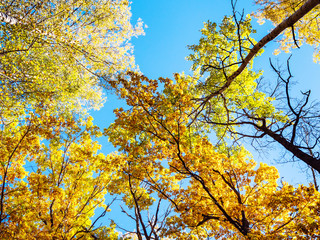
[1,0,320,239]
[106,72,320,239]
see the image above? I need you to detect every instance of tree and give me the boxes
[0,89,158,239]
[0,0,144,239]
[1,0,320,239]
[106,72,320,239]
[0,103,124,239]
[0,0,143,116]
[104,0,320,238]
[186,0,320,173]
[110,171,172,240]
[254,0,320,62]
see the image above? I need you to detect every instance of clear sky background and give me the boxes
[93,0,320,183]
[91,1,320,229]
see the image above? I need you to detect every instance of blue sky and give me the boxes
[130,0,256,78]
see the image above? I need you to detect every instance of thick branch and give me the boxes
[202,0,320,102]
[259,125,320,173]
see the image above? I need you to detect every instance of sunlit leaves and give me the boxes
[106,72,320,239]
[254,0,320,62]
[0,2,144,236]
[0,111,117,239]
[0,0,144,117]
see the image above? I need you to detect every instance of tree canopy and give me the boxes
[1,0,320,239]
